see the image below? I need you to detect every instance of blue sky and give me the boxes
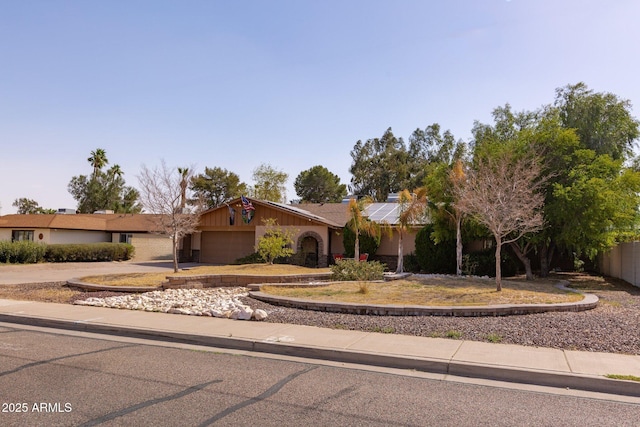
[2,0,640,213]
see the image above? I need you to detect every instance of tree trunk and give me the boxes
[508,242,533,280]
[495,238,502,292]
[396,230,404,274]
[456,215,463,276]
[539,243,555,277]
[354,232,360,261]
[172,235,179,273]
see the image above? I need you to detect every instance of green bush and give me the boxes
[342,222,381,258]
[330,259,385,281]
[44,243,134,262]
[462,249,518,277]
[0,241,47,264]
[233,252,294,265]
[414,225,456,274]
[402,252,421,273]
[233,252,264,265]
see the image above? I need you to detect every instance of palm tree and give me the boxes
[87,148,108,177]
[346,197,379,261]
[177,167,190,211]
[395,188,428,273]
[108,164,123,179]
[449,160,466,276]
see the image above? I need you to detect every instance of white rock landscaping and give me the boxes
[73,287,267,321]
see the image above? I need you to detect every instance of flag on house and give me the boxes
[241,195,255,223]
[226,203,235,225]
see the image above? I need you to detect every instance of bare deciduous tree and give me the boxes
[138,161,204,272]
[453,151,546,291]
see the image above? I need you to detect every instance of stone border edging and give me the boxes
[249,280,599,316]
[67,278,162,293]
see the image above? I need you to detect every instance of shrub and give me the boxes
[414,225,456,273]
[233,252,264,265]
[0,241,47,264]
[462,249,518,277]
[256,218,296,264]
[331,259,385,281]
[402,252,421,273]
[342,222,381,258]
[44,243,134,262]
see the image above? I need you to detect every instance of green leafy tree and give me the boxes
[555,82,640,161]
[474,100,640,277]
[407,124,465,189]
[250,163,288,203]
[546,149,640,260]
[294,165,347,203]
[68,150,142,214]
[256,218,295,264]
[13,198,40,214]
[190,167,248,209]
[349,127,410,201]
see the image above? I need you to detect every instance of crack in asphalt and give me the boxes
[198,365,319,426]
[0,343,139,377]
[79,379,223,427]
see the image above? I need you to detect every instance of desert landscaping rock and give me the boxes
[6,275,640,355]
[73,287,268,321]
[239,282,640,356]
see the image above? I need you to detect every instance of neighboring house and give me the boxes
[190,197,421,268]
[0,213,173,261]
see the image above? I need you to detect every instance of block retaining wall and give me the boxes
[163,273,333,290]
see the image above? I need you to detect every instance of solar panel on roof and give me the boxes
[366,203,400,223]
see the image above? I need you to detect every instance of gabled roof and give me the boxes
[0,214,165,233]
[261,200,345,228]
[202,198,345,228]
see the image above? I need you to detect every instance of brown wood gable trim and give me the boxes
[198,198,338,229]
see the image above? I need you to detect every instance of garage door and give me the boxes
[200,231,255,264]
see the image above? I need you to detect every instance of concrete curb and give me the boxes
[0,311,637,397]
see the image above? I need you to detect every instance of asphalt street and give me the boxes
[1,323,638,427]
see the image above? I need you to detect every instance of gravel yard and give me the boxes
[242,273,640,356]
[2,273,639,355]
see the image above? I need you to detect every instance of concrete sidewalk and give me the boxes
[0,298,639,398]
[0,261,199,285]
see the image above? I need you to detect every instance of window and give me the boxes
[12,230,34,242]
[119,233,133,244]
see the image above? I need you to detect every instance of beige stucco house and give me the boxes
[0,213,173,261]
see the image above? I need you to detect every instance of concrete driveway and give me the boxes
[0,261,200,285]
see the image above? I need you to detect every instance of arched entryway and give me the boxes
[296,231,325,267]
